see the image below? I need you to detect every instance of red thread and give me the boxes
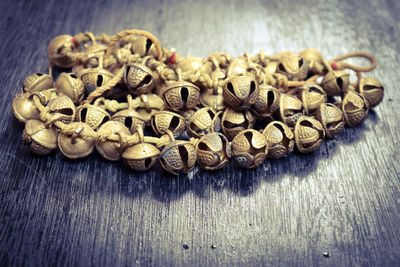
[71,37,77,46]
[169,53,176,65]
[331,61,339,70]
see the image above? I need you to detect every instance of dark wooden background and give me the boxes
[1,0,399,266]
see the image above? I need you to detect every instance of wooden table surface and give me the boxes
[1,0,399,266]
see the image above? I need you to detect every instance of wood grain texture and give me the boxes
[0,0,399,266]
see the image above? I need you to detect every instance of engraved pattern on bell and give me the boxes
[342,91,369,127]
[294,116,325,153]
[253,85,280,117]
[277,52,309,81]
[187,107,221,138]
[279,94,304,127]
[162,80,200,111]
[358,77,384,108]
[231,129,268,168]
[22,72,54,93]
[111,109,146,133]
[262,121,294,159]
[196,132,231,170]
[76,104,110,129]
[151,111,186,137]
[223,75,258,110]
[122,142,160,171]
[321,70,350,96]
[315,103,344,139]
[48,95,76,123]
[221,107,255,140]
[160,141,197,175]
[22,120,58,155]
[79,68,113,93]
[299,84,327,115]
[125,63,155,94]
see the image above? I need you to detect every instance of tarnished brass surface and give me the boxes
[231,129,268,168]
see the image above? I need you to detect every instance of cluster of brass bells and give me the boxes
[12,29,384,175]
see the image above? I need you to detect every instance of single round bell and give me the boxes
[76,104,110,129]
[125,63,155,94]
[279,94,304,127]
[196,132,231,170]
[298,48,325,75]
[221,107,255,140]
[231,129,268,169]
[55,72,84,103]
[58,122,95,159]
[22,120,58,155]
[177,56,213,76]
[12,93,41,123]
[262,121,294,159]
[130,35,161,59]
[357,77,384,108]
[160,140,197,175]
[111,109,146,133]
[135,94,165,124]
[22,72,54,93]
[298,84,327,115]
[122,128,160,171]
[252,84,280,117]
[78,67,113,93]
[223,75,259,110]
[315,103,344,139]
[276,52,309,81]
[294,116,325,153]
[187,107,221,138]
[47,34,76,68]
[151,111,186,137]
[48,95,76,123]
[227,57,248,77]
[162,80,200,111]
[321,70,350,96]
[95,121,131,161]
[342,91,369,127]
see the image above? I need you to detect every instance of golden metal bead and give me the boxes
[279,94,304,127]
[321,70,350,96]
[22,120,58,155]
[47,35,76,68]
[160,140,197,175]
[200,90,227,111]
[22,72,54,93]
[276,52,309,81]
[111,109,146,133]
[125,63,155,94]
[227,57,248,77]
[231,129,268,168]
[342,91,369,127]
[55,72,84,103]
[162,80,200,111]
[299,84,327,115]
[187,107,221,138]
[221,107,255,140]
[262,121,294,159]
[196,132,231,170]
[58,122,95,159]
[151,111,186,137]
[48,95,76,123]
[76,104,110,129]
[298,48,325,75]
[264,61,279,75]
[95,121,131,161]
[177,56,213,76]
[357,77,384,108]
[135,94,165,124]
[83,43,108,68]
[130,35,161,59]
[252,84,280,117]
[223,75,259,110]
[315,103,344,139]
[12,93,41,123]
[78,68,113,93]
[294,116,325,153]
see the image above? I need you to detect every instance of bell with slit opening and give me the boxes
[55,72,85,103]
[357,77,384,108]
[252,84,280,118]
[262,121,294,159]
[151,110,186,138]
[223,75,259,110]
[47,95,76,123]
[76,103,110,129]
[22,72,54,93]
[276,52,309,81]
[279,94,304,127]
[125,63,156,94]
[187,107,221,138]
[161,80,200,111]
[47,34,76,68]
[160,140,197,175]
[321,70,350,96]
[196,132,231,170]
[294,116,325,153]
[315,103,344,139]
[221,107,255,140]
[341,91,369,127]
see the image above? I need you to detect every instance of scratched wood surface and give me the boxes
[0,0,399,266]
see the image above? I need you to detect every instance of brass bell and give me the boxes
[341,91,369,127]
[95,120,131,161]
[122,127,160,171]
[47,35,76,68]
[22,72,54,93]
[223,75,259,110]
[160,140,197,175]
[58,122,95,159]
[252,84,280,117]
[294,116,325,153]
[151,111,186,137]
[135,94,165,124]
[111,103,146,134]
[196,132,231,170]
[125,63,155,94]
[131,35,161,59]
[227,57,248,77]
[55,72,85,103]
[177,56,213,76]
[276,52,309,81]
[48,95,76,123]
[298,84,327,115]
[79,67,114,93]
[262,121,294,159]
[187,107,221,138]
[264,61,279,75]
[22,119,58,155]
[12,93,41,123]
[231,129,268,169]
[83,43,108,68]
[76,104,110,129]
[298,48,325,75]
[315,103,344,139]
[357,77,384,108]
[321,70,350,96]
[161,80,200,111]
[221,107,255,140]
[200,89,227,111]
[279,94,304,127]
[180,109,196,121]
